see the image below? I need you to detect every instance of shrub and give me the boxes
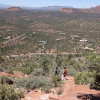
[74,71,95,85]
[0,56,4,64]
[0,66,3,71]
[31,68,44,76]
[56,55,63,67]
[90,73,100,90]
[16,76,51,90]
[14,89,24,99]
[67,54,73,60]
[6,67,14,74]
[68,59,76,65]
[42,85,52,93]
[67,67,77,76]
[52,75,62,87]
[57,87,64,95]
[40,58,50,74]
[0,75,13,85]
[75,53,100,90]
[18,62,37,75]
[0,83,24,100]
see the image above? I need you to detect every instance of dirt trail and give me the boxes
[61,76,100,100]
[22,76,100,100]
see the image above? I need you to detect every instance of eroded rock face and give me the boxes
[89,6,100,13]
[61,8,74,13]
[4,7,21,11]
[61,6,100,13]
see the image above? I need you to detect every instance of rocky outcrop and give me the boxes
[89,6,100,13]
[60,8,74,13]
[61,6,100,13]
[4,7,22,11]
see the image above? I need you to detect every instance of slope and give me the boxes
[21,76,100,100]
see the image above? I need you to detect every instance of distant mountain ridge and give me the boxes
[0,4,100,12]
[0,4,72,10]
[34,6,73,10]
[61,6,100,13]
[0,4,11,9]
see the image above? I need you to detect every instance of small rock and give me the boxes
[49,94,59,100]
[34,89,38,92]
[50,89,56,94]
[40,94,49,100]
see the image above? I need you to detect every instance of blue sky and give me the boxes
[0,0,100,8]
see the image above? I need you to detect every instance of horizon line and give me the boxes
[0,3,100,9]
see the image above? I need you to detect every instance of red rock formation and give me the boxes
[89,6,100,13]
[80,9,89,13]
[61,6,100,14]
[61,8,74,13]
[92,6,100,10]
[4,7,21,11]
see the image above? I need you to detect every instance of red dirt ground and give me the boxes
[0,71,23,77]
[21,76,100,100]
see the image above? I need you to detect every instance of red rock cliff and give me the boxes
[61,6,100,13]
[4,7,22,11]
[61,8,74,13]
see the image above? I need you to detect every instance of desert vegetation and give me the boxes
[0,9,100,99]
[0,10,100,55]
[0,51,100,99]
[75,52,100,90]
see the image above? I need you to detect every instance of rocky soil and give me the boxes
[22,76,100,100]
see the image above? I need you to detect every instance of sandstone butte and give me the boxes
[4,7,22,11]
[60,6,100,14]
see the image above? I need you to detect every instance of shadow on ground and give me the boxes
[77,93,100,100]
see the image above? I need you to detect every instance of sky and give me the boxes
[0,0,100,8]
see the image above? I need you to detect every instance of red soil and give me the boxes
[0,72,99,100]
[61,76,100,100]
[0,71,23,77]
[22,76,100,100]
